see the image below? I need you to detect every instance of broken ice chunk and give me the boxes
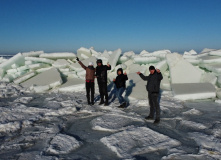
[25,57,54,64]
[45,134,81,154]
[200,72,217,85]
[22,50,44,57]
[171,83,216,100]
[108,48,122,71]
[77,47,92,60]
[58,78,85,92]
[52,59,70,68]
[40,52,76,59]
[101,127,180,159]
[209,49,221,56]
[166,53,202,84]
[133,57,160,64]
[14,71,37,84]
[0,53,25,78]
[199,55,221,64]
[21,68,63,92]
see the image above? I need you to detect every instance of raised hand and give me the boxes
[124,71,127,75]
[107,62,110,67]
[156,69,161,73]
[76,57,79,61]
[136,71,141,75]
[113,78,116,82]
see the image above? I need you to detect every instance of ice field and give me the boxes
[0,47,221,159]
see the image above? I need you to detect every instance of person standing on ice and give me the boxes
[113,68,128,108]
[95,59,111,106]
[76,57,96,105]
[136,66,163,124]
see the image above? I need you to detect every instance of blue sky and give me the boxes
[0,0,221,54]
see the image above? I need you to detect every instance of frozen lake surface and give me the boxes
[0,84,221,160]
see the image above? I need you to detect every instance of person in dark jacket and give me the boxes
[113,68,128,108]
[76,57,96,105]
[95,59,111,106]
[136,66,163,124]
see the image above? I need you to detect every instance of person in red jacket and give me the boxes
[77,57,96,105]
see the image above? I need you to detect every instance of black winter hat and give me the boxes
[149,65,155,70]
[117,68,123,75]
[96,59,102,64]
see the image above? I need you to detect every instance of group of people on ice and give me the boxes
[76,57,163,124]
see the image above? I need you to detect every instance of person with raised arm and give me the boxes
[76,57,96,105]
[113,68,128,108]
[95,59,111,106]
[136,66,163,124]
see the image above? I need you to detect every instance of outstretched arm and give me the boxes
[136,72,149,81]
[78,61,87,70]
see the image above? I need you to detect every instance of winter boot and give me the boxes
[145,115,154,120]
[154,119,160,124]
[104,100,108,106]
[99,100,104,105]
[118,102,126,108]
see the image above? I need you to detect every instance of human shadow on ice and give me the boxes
[124,80,136,107]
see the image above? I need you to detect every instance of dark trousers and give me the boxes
[86,82,94,103]
[98,82,108,102]
[148,92,160,120]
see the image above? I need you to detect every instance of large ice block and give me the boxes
[77,47,92,60]
[133,57,160,64]
[126,73,148,100]
[25,57,54,64]
[124,59,134,66]
[183,49,197,55]
[139,50,149,56]
[171,83,216,100]
[14,71,37,84]
[0,53,25,78]
[209,49,221,56]
[155,60,168,73]
[166,53,202,84]
[52,59,70,68]
[28,63,50,70]
[140,50,170,58]
[199,55,221,64]
[114,64,127,72]
[40,52,76,59]
[123,51,135,58]
[22,51,44,57]
[118,56,129,63]
[200,48,216,53]
[200,72,217,85]
[21,68,63,91]
[199,63,221,75]
[160,76,171,90]
[127,64,147,74]
[185,58,201,65]
[58,78,85,92]
[108,49,122,71]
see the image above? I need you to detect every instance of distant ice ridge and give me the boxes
[0,47,221,101]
